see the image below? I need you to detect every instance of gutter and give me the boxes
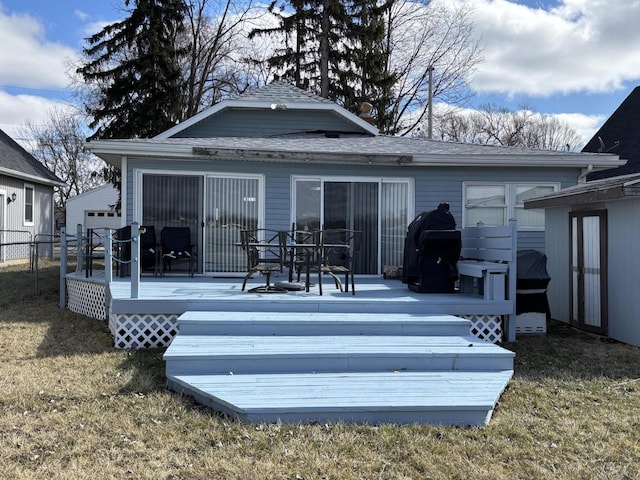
[0,166,65,187]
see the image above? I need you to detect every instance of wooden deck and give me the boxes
[106,273,513,318]
[164,312,514,426]
[64,274,515,425]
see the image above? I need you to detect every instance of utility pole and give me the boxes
[427,65,434,140]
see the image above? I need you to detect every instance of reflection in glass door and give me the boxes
[142,174,203,274]
[324,182,378,274]
[205,176,260,273]
[295,178,411,275]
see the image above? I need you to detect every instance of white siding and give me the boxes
[66,184,120,232]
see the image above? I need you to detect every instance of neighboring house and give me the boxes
[524,172,640,347]
[85,81,623,276]
[583,86,640,180]
[66,184,121,236]
[0,128,63,261]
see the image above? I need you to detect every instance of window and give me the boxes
[24,184,34,225]
[463,182,558,229]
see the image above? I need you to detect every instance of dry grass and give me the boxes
[1,261,640,479]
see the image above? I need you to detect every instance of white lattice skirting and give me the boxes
[67,278,107,320]
[109,313,180,349]
[460,315,504,344]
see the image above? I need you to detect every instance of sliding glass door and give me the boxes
[294,177,412,274]
[204,175,261,273]
[324,182,379,274]
[142,174,203,274]
[140,172,262,275]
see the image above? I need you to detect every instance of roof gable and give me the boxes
[0,128,62,185]
[583,86,640,179]
[155,81,379,139]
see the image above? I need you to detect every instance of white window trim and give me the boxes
[0,189,6,230]
[23,183,35,227]
[463,181,560,230]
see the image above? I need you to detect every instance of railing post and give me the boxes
[105,228,113,284]
[505,218,518,342]
[34,241,39,295]
[60,227,67,309]
[76,224,83,273]
[131,222,140,299]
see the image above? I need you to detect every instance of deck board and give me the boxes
[163,334,514,375]
[177,311,473,336]
[101,275,514,316]
[167,370,513,426]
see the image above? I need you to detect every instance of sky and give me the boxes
[0,0,639,146]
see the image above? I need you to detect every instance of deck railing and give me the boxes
[60,222,144,307]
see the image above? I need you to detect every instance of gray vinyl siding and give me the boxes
[545,198,640,346]
[173,110,368,138]
[606,199,640,346]
[0,174,54,260]
[126,157,581,253]
[543,206,571,324]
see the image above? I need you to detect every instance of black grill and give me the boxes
[402,203,461,293]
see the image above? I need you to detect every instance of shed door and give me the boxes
[570,210,608,335]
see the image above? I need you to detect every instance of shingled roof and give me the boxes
[232,81,335,105]
[525,171,640,209]
[0,128,62,185]
[583,86,640,180]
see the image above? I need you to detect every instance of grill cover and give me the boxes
[402,203,461,293]
[516,249,551,315]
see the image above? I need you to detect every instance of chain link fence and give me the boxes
[0,230,64,294]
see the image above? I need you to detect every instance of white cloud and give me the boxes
[432,101,603,146]
[74,9,90,21]
[0,9,77,89]
[461,0,640,97]
[553,111,605,145]
[0,90,76,141]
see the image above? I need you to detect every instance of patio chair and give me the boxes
[160,226,195,277]
[319,228,358,295]
[114,225,159,277]
[139,226,159,275]
[240,229,288,293]
[287,226,322,291]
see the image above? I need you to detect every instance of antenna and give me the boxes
[597,136,605,153]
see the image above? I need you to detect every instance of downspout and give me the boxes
[577,164,593,184]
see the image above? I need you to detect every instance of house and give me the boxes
[75,82,629,424]
[84,81,623,277]
[524,172,640,347]
[66,184,121,236]
[583,86,640,180]
[0,128,63,262]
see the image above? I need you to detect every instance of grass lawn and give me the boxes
[1,261,640,479]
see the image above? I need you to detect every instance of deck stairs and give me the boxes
[163,312,514,426]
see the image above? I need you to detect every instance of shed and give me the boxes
[524,172,640,346]
[66,184,121,235]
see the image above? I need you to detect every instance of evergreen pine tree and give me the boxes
[77,0,188,140]
[249,0,349,98]
[337,0,396,132]
[250,0,396,130]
